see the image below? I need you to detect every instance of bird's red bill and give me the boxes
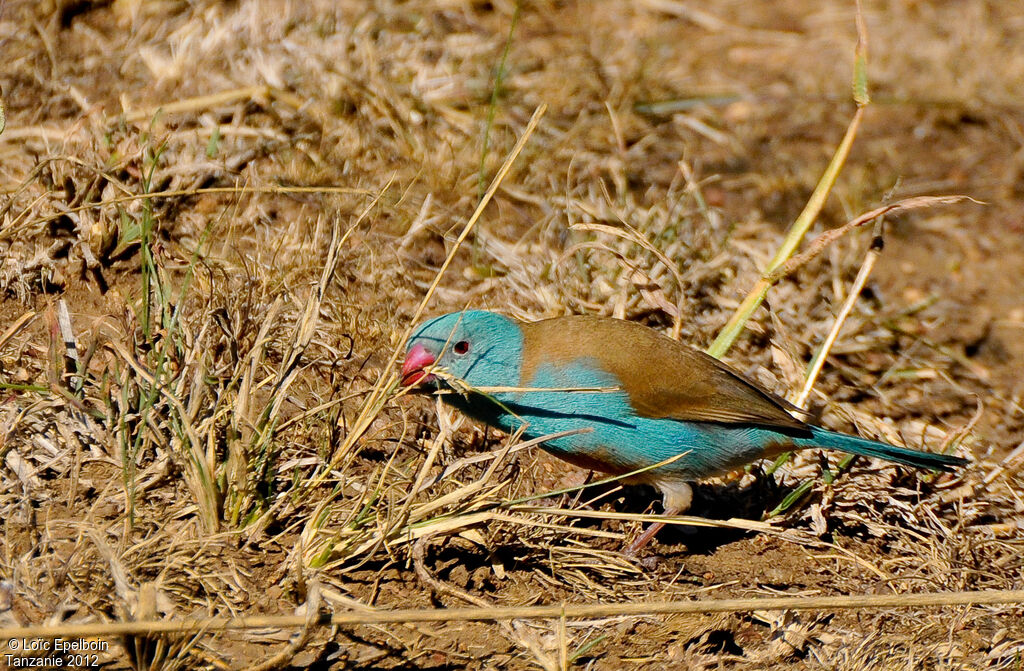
[401,343,436,386]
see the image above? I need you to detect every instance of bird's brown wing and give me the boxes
[521,315,809,432]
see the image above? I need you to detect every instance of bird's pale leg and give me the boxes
[624,481,693,556]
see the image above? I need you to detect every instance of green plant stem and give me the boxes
[707,106,865,359]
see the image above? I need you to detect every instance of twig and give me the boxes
[509,506,778,534]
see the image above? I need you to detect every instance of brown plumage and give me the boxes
[520,315,809,432]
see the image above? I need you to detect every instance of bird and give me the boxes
[400,310,967,554]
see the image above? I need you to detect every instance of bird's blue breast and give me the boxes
[457,359,775,480]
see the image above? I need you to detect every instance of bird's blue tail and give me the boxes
[806,427,967,472]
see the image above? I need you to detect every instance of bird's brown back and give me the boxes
[519,315,807,431]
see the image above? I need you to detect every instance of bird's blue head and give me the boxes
[401,310,524,391]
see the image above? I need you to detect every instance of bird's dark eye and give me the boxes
[453,340,470,355]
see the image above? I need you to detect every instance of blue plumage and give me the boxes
[401,310,967,552]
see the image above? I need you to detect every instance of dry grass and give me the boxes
[1,1,1023,669]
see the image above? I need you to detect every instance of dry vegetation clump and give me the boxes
[0,1,1022,669]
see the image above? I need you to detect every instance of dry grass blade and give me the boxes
[121,85,306,122]
[983,439,1024,486]
[417,428,592,491]
[766,196,978,286]
[569,221,687,336]
[292,106,547,570]
[794,225,883,408]
[0,311,34,352]
[509,506,780,535]
[391,399,462,540]
[105,338,218,532]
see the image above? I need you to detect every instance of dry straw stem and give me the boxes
[435,383,621,395]
[14,186,373,230]
[389,399,464,546]
[397,104,548,363]
[510,506,778,535]
[767,196,978,478]
[294,109,547,564]
[765,215,887,488]
[417,428,594,491]
[5,590,1023,639]
[794,226,883,407]
[983,438,1024,486]
[105,338,218,530]
[321,104,547,472]
[407,363,621,395]
[0,85,302,151]
[121,85,306,123]
[0,310,35,351]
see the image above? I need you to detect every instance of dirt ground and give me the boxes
[1,1,1023,669]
